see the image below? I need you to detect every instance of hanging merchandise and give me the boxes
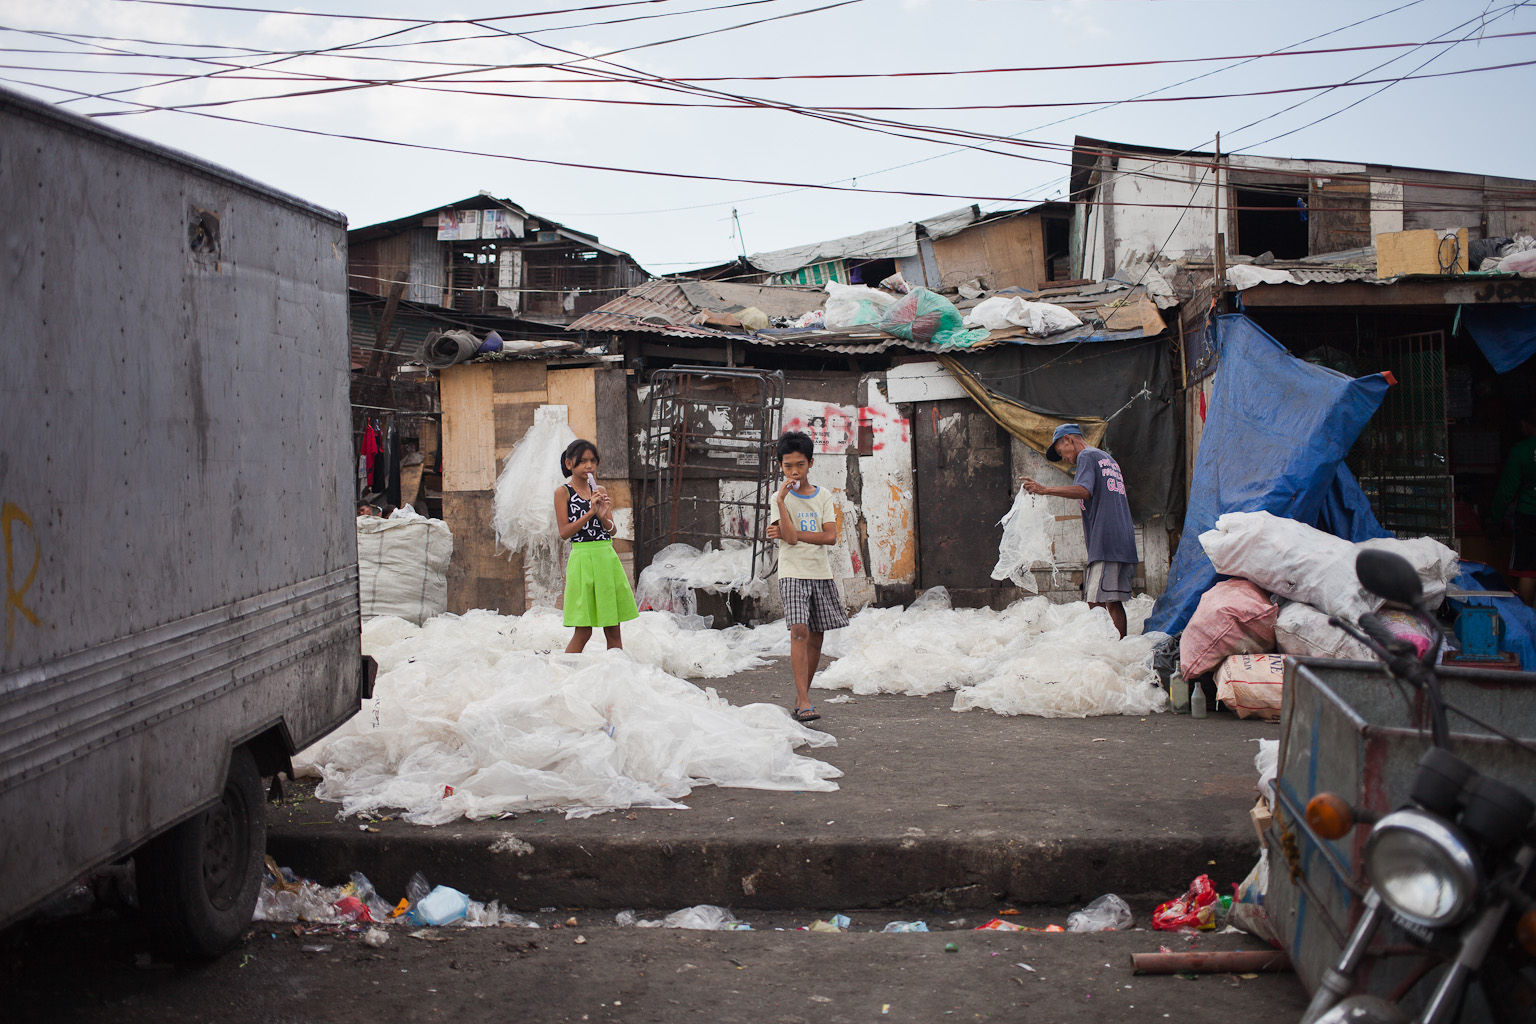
[991,488,1058,594]
[492,406,578,587]
[385,423,403,508]
[361,421,380,485]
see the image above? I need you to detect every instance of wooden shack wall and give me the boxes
[440,361,632,616]
[931,215,1044,292]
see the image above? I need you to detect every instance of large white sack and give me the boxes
[962,295,1083,336]
[1274,601,1376,661]
[295,613,839,824]
[1199,511,1461,622]
[991,489,1057,593]
[823,280,899,329]
[1201,512,1374,621]
[492,405,577,583]
[358,512,453,624]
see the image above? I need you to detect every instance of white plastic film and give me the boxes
[491,406,577,586]
[991,489,1057,594]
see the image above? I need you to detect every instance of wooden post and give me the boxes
[1213,132,1226,316]
[365,270,408,377]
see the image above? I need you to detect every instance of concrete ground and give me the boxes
[6,908,1306,1024]
[267,659,1279,912]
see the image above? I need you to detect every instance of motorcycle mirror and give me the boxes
[1355,549,1423,607]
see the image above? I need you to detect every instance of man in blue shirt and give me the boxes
[1021,423,1139,637]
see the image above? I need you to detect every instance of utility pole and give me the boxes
[1213,132,1226,315]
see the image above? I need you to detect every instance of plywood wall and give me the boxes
[932,216,1044,292]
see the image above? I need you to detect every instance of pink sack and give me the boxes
[1180,579,1278,678]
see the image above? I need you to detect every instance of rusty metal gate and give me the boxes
[637,366,784,580]
[1347,330,1452,543]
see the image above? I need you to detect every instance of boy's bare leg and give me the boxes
[566,627,593,653]
[603,625,624,649]
[805,630,826,692]
[789,623,812,710]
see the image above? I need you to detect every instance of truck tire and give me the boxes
[136,745,265,959]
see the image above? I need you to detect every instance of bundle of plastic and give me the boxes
[358,511,453,624]
[813,588,1168,717]
[823,281,898,329]
[295,614,839,824]
[962,295,1083,336]
[876,288,990,348]
[492,406,577,584]
[1274,601,1375,661]
[634,542,769,617]
[991,488,1058,593]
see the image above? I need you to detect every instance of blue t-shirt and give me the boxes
[1073,446,1138,564]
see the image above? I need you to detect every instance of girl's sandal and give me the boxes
[791,706,820,723]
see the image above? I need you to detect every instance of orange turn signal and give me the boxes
[1518,908,1536,958]
[1307,793,1356,840]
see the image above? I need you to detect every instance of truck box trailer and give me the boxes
[0,86,368,955]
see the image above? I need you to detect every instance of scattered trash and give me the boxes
[301,944,332,954]
[1066,894,1134,933]
[944,942,959,952]
[621,905,750,931]
[363,927,390,948]
[824,694,856,704]
[1153,875,1219,932]
[407,929,447,942]
[634,542,770,617]
[574,935,587,945]
[976,918,1023,932]
[1016,963,1035,972]
[1130,950,1291,975]
[880,921,929,933]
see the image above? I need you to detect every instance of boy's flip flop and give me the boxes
[791,706,820,723]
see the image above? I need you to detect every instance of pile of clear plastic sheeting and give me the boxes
[295,613,839,824]
[990,489,1058,594]
[814,588,1168,718]
[634,541,770,617]
[492,406,577,585]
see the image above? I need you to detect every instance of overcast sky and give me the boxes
[4,0,1533,271]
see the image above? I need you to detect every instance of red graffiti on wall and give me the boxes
[783,404,910,454]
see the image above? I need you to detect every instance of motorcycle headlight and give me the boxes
[1363,810,1480,927]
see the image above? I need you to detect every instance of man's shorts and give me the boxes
[1513,512,1536,576]
[779,577,850,632]
[1084,560,1136,603]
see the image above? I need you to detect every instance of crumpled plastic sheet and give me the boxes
[1066,894,1134,932]
[991,489,1059,594]
[812,587,1168,718]
[295,613,840,824]
[634,541,770,617]
[491,407,577,587]
[615,905,749,930]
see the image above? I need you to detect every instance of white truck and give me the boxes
[0,86,368,956]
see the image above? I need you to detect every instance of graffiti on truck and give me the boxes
[3,502,41,650]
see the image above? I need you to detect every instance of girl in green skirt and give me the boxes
[555,438,638,652]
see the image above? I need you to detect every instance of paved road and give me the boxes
[7,908,1307,1023]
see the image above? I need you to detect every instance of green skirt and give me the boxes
[563,540,639,628]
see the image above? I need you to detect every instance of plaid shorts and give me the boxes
[779,577,850,632]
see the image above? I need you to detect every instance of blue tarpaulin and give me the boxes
[1146,315,1393,635]
[1317,463,1393,543]
[1461,303,1536,373]
[1451,562,1536,670]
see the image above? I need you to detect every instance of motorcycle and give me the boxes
[1297,548,1536,1024]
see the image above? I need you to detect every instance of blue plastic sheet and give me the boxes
[1461,303,1536,374]
[1146,315,1392,634]
[1317,464,1392,542]
[1451,562,1536,670]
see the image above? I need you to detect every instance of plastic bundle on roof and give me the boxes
[813,589,1167,717]
[295,614,839,824]
[492,406,577,586]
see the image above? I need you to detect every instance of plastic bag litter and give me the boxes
[1066,894,1133,933]
[635,541,769,617]
[991,489,1058,593]
[814,591,1169,718]
[876,288,990,348]
[295,614,840,824]
[1255,738,1279,804]
[881,920,930,932]
[823,281,898,329]
[626,905,748,930]
[963,295,1083,337]
[1152,874,1219,931]
[491,406,578,587]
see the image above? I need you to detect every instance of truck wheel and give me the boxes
[137,745,265,959]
